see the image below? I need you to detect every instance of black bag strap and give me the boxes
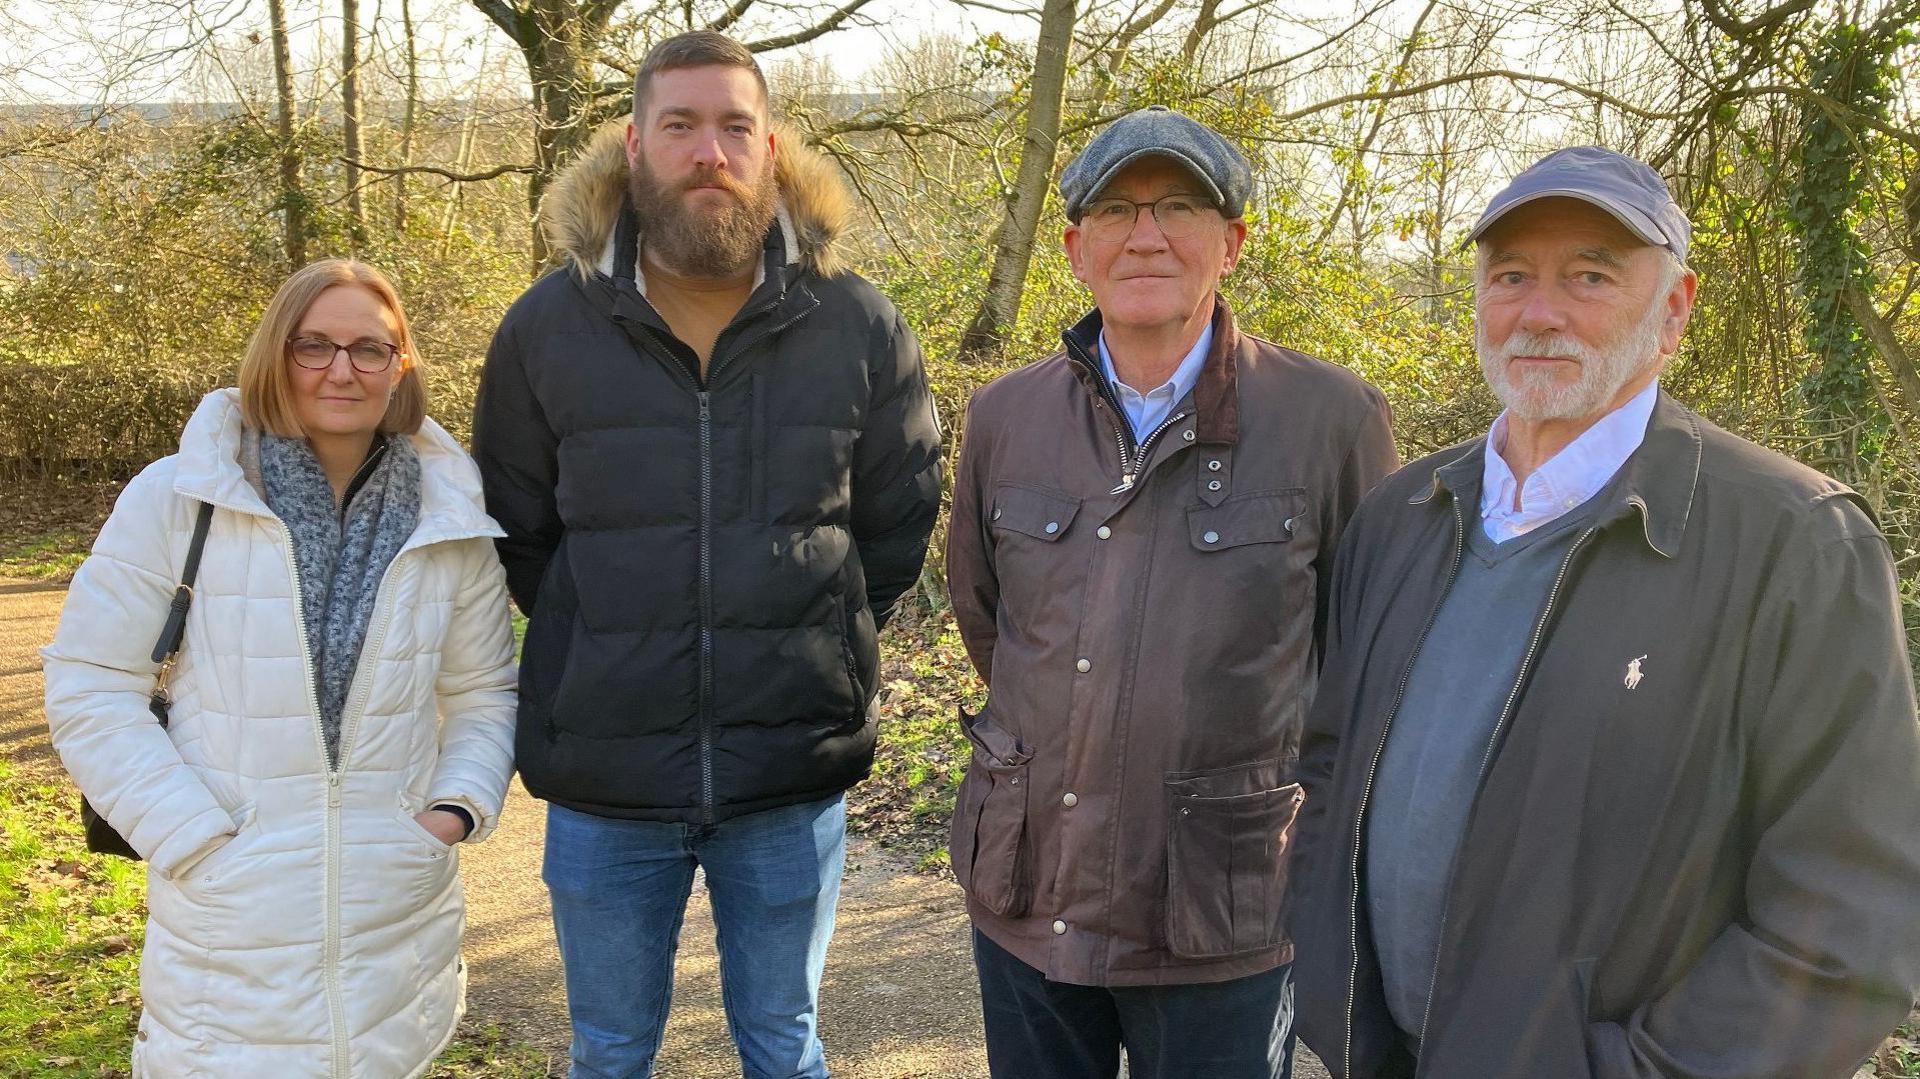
[150,501,214,665]
[146,502,214,729]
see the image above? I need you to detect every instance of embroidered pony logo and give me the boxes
[1624,655,1648,690]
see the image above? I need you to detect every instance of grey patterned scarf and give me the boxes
[258,432,421,767]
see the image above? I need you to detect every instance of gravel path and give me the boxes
[4,577,1330,1079]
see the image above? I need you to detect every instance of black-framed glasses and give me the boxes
[287,335,402,374]
[1079,193,1220,241]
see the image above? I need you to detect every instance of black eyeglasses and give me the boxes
[1078,193,1221,241]
[287,335,402,374]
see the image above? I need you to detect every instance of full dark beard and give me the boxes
[628,157,779,278]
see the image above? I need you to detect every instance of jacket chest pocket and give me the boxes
[1186,490,1309,601]
[988,484,1084,619]
[991,484,1081,542]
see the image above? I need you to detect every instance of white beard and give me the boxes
[1478,290,1669,422]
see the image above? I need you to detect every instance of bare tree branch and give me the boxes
[470,0,528,41]
[743,0,875,51]
[1847,281,1920,408]
[341,157,538,181]
[705,0,757,32]
[1698,0,1816,42]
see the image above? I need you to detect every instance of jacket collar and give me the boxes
[543,118,850,281]
[172,389,504,548]
[1413,389,1702,558]
[1062,295,1242,446]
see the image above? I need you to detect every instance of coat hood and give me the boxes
[541,118,851,280]
[172,388,503,546]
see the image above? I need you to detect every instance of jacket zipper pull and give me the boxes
[327,773,342,809]
[1111,475,1135,495]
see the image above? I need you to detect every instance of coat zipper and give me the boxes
[1342,496,1466,1078]
[1409,526,1596,1068]
[696,391,716,824]
[624,286,814,827]
[1063,336,1190,493]
[278,528,349,1077]
[280,521,412,1078]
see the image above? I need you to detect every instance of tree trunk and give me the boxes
[268,0,306,267]
[1846,282,1920,408]
[958,0,1077,361]
[523,37,597,269]
[472,0,623,272]
[393,0,419,232]
[343,0,367,247]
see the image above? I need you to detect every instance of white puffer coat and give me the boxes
[43,389,518,1078]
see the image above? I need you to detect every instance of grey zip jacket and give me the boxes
[1291,391,1920,1079]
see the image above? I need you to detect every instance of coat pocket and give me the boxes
[989,484,1081,542]
[1163,760,1305,959]
[949,705,1034,918]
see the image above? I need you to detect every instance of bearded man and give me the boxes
[1289,146,1920,1078]
[472,30,941,1078]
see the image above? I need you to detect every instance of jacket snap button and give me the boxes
[1182,430,1195,442]
[1052,920,1068,935]
[1009,777,1020,786]
[1075,658,1091,673]
[1044,521,1059,534]
[1062,792,1078,807]
[1096,526,1111,540]
[992,508,1002,520]
[1202,530,1219,544]
[1284,517,1294,533]
[1208,480,1222,491]
[1208,460,1222,471]
[1180,807,1191,816]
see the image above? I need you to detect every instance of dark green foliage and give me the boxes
[1785,20,1909,483]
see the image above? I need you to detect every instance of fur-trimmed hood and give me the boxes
[541,118,850,280]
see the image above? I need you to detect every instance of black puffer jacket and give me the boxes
[473,122,942,823]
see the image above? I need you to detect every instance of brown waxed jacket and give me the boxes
[945,298,1398,986]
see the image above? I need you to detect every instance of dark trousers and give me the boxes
[972,929,1296,1079]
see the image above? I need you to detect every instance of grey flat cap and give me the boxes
[1466,146,1691,262]
[1059,105,1253,223]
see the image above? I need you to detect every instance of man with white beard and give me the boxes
[1289,147,1920,1079]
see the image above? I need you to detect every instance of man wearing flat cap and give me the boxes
[945,105,1397,1077]
[1290,146,1920,1078]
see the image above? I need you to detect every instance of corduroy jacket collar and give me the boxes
[1061,294,1243,446]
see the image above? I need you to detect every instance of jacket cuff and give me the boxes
[425,792,493,842]
[152,806,240,880]
[431,804,476,840]
[1586,1019,1633,1079]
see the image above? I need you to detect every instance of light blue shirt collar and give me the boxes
[1097,322,1213,440]
[1480,380,1660,543]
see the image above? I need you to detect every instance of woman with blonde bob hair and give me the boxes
[44,258,517,1077]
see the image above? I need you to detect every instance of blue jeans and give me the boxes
[543,797,847,1079]
[972,929,1296,1079]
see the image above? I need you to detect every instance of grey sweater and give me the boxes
[1364,485,1604,1044]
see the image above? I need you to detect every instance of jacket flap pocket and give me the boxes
[1164,756,1291,798]
[1187,491,1305,551]
[1164,776,1306,959]
[991,485,1081,542]
[959,704,1031,766]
